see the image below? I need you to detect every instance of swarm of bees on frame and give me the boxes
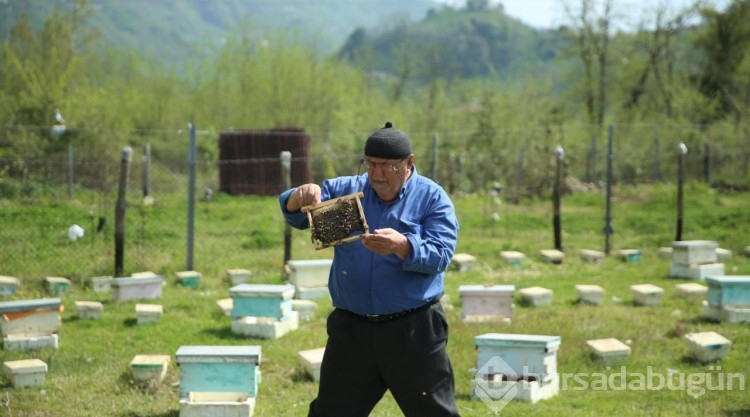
[303,192,368,249]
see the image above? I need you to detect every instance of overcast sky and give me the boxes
[434,0,732,29]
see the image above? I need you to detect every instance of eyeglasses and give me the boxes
[360,158,408,172]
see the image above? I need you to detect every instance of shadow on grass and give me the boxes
[117,411,178,417]
[724,411,750,417]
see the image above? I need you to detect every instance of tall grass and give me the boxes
[0,182,749,416]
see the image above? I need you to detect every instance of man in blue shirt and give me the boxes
[280,121,461,417]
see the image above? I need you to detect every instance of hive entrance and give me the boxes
[302,192,368,250]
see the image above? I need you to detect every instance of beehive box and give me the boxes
[617,249,642,263]
[458,285,514,323]
[226,269,252,286]
[232,311,299,339]
[452,253,477,272]
[705,275,750,307]
[180,392,256,417]
[579,249,605,264]
[586,338,631,364]
[130,354,170,383]
[575,284,605,305]
[630,284,664,306]
[3,333,59,351]
[230,284,295,321]
[176,345,262,398]
[669,262,724,280]
[176,271,201,289]
[474,333,561,388]
[672,240,718,265]
[500,251,525,267]
[303,192,368,250]
[298,347,325,382]
[88,276,113,293]
[519,286,553,307]
[75,301,103,320]
[675,282,708,298]
[684,331,731,363]
[540,249,564,264]
[135,304,163,324]
[45,277,71,295]
[0,276,20,296]
[286,259,332,288]
[722,304,750,323]
[716,248,732,260]
[3,358,47,388]
[0,298,62,337]
[112,275,164,302]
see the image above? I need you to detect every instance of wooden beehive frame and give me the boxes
[302,192,368,250]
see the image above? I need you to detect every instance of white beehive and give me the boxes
[500,251,525,267]
[3,358,47,388]
[575,284,605,305]
[226,269,252,286]
[586,338,631,364]
[458,284,514,323]
[540,249,564,264]
[75,301,103,320]
[684,331,730,363]
[669,262,725,280]
[630,284,664,306]
[675,283,708,298]
[672,240,718,265]
[135,304,163,324]
[88,276,113,293]
[519,286,553,307]
[130,354,170,383]
[175,270,201,289]
[298,347,325,382]
[579,249,605,264]
[452,253,477,272]
[0,298,62,337]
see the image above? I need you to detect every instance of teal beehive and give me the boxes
[175,345,262,398]
[705,275,750,307]
[230,284,295,320]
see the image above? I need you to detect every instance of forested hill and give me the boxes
[0,0,440,62]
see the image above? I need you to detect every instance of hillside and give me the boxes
[0,0,441,62]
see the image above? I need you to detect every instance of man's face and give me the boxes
[362,155,413,203]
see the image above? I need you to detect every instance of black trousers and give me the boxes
[308,302,461,417]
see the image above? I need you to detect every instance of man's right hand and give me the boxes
[287,183,321,212]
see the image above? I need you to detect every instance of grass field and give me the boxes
[0,182,749,416]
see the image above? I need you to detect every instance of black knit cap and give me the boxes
[364,121,412,159]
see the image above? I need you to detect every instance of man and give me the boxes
[279,121,461,417]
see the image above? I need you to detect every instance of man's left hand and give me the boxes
[362,228,411,259]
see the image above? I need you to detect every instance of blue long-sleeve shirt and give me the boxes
[279,165,459,315]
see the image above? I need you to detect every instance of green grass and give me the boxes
[1,183,749,416]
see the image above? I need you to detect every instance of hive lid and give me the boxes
[475,333,561,349]
[672,240,718,248]
[112,276,164,286]
[176,345,262,364]
[705,275,750,285]
[0,276,20,285]
[287,259,333,269]
[459,285,515,294]
[230,283,295,299]
[0,298,61,313]
[3,358,47,374]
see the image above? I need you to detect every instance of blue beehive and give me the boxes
[475,333,561,382]
[175,345,262,398]
[230,284,295,321]
[705,275,750,307]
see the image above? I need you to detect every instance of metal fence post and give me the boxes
[281,151,292,266]
[186,123,196,271]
